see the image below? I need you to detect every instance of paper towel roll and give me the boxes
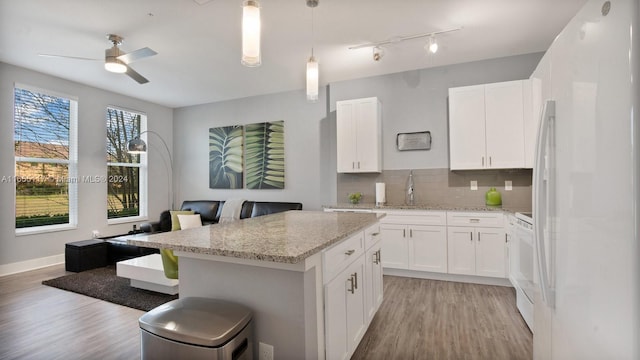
[375,183,386,205]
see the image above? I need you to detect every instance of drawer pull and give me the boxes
[470,218,480,223]
[344,249,356,256]
[371,232,380,236]
[478,232,481,242]
[470,232,473,242]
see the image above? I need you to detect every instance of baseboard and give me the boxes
[0,253,65,277]
[383,268,512,287]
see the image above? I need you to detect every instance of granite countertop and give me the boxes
[124,211,381,264]
[324,203,530,214]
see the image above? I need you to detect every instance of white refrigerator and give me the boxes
[532,0,639,359]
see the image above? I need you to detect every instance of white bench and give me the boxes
[116,254,179,295]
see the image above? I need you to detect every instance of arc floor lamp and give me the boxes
[127,130,174,211]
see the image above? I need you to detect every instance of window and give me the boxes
[14,85,78,231]
[106,107,147,221]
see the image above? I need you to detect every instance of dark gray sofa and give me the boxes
[140,200,303,233]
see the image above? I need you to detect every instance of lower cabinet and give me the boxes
[325,255,366,360]
[324,222,383,360]
[364,241,383,321]
[447,226,506,278]
[380,222,447,273]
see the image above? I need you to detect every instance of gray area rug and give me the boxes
[42,265,178,311]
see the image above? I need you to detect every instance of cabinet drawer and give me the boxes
[364,223,381,250]
[323,231,364,283]
[380,210,446,226]
[446,211,504,227]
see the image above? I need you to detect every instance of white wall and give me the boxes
[173,88,332,211]
[330,52,544,170]
[0,63,173,271]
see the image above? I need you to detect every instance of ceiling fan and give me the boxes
[39,34,157,84]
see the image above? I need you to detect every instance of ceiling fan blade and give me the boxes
[117,47,157,64]
[125,65,149,84]
[39,54,101,61]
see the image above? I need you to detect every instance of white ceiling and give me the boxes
[0,0,587,108]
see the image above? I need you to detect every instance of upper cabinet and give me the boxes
[449,80,536,170]
[336,97,382,173]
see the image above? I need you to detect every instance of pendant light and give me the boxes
[306,0,319,102]
[242,0,261,67]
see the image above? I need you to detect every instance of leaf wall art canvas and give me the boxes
[209,125,243,189]
[244,121,285,189]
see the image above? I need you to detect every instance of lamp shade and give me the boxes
[242,0,261,67]
[127,137,147,153]
[306,55,319,102]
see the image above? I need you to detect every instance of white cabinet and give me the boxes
[446,212,506,278]
[448,80,528,170]
[324,222,381,360]
[336,97,382,173]
[379,211,447,273]
[364,224,383,322]
[325,255,366,360]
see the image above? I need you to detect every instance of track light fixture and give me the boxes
[372,46,385,61]
[427,35,438,54]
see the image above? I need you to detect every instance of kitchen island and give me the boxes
[125,210,383,360]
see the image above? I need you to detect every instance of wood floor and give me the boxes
[0,265,531,360]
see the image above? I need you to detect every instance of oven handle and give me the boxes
[533,99,555,309]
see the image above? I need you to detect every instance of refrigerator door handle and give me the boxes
[534,99,556,308]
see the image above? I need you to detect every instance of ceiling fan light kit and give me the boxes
[241,0,261,67]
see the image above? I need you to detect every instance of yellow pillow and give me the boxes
[170,210,194,231]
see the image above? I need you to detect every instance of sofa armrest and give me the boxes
[140,221,160,233]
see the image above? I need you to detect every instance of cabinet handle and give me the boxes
[409,228,413,237]
[348,276,355,294]
[482,156,485,167]
[478,232,481,242]
[505,234,508,243]
[377,249,381,264]
[357,161,361,169]
[403,229,406,237]
[373,251,378,264]
[371,232,380,236]
[344,249,355,256]
[352,162,355,169]
[489,156,492,166]
[353,272,358,289]
[470,232,473,242]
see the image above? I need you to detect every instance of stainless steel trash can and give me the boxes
[139,297,253,360]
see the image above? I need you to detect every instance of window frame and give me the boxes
[14,83,78,235]
[106,105,148,225]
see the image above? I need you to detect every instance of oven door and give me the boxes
[514,225,535,303]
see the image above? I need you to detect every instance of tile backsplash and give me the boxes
[337,168,532,211]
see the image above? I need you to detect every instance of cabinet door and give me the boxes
[408,225,447,273]
[364,242,383,322]
[345,256,366,353]
[380,224,408,269]
[475,228,506,278]
[484,80,525,168]
[336,101,358,173]
[447,226,476,275]
[448,85,486,170]
[325,272,349,360]
[354,98,381,172]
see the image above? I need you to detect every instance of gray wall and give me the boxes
[173,88,333,211]
[0,63,173,271]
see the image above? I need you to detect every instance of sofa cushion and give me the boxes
[180,200,220,224]
[177,214,203,229]
[158,210,172,232]
[170,210,194,231]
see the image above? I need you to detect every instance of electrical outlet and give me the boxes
[505,180,513,191]
[259,342,274,360]
[470,181,478,190]
[92,230,100,238]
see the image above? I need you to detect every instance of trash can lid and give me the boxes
[139,297,252,347]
